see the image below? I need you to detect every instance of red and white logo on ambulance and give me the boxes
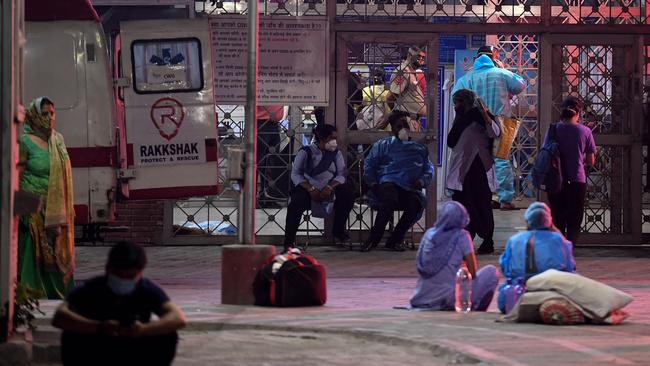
[150,97,185,141]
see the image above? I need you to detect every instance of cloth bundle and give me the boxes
[502,269,633,325]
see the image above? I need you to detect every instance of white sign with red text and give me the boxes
[134,97,206,167]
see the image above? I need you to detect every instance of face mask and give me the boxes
[398,128,409,141]
[325,139,338,152]
[107,273,138,296]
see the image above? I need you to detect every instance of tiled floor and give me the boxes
[33,242,650,365]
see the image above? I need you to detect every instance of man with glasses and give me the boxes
[388,46,427,132]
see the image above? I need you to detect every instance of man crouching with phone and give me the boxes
[53,241,186,366]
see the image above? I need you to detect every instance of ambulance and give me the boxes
[24,0,219,229]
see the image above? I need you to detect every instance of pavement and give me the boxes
[7,240,647,366]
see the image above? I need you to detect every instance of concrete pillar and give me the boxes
[221,244,276,305]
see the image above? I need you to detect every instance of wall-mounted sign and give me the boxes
[211,15,329,105]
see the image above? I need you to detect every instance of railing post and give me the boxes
[0,0,23,342]
[242,0,259,245]
[221,0,276,306]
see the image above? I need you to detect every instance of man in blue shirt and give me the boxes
[452,45,526,211]
[361,111,435,252]
[284,124,354,250]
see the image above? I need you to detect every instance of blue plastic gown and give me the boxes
[498,230,576,312]
[495,157,515,203]
[364,136,435,219]
[452,55,525,203]
[452,55,526,116]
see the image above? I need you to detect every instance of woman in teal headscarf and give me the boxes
[18,97,75,299]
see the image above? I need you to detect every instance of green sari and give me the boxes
[18,97,75,299]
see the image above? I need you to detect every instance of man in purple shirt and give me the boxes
[545,97,596,245]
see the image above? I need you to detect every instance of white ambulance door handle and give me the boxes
[114,77,131,88]
[117,168,136,180]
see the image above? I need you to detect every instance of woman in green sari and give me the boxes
[18,97,75,299]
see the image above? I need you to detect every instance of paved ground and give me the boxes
[25,242,650,366]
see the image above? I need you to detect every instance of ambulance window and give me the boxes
[131,38,203,94]
[24,33,79,110]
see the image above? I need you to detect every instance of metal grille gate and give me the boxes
[164,0,649,246]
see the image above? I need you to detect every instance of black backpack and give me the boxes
[253,251,327,307]
[531,123,563,194]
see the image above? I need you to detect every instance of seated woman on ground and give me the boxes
[498,202,576,313]
[410,201,499,311]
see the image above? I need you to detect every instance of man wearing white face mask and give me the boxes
[53,241,186,366]
[388,46,427,132]
[362,111,435,252]
[283,124,354,250]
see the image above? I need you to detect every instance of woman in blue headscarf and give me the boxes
[498,202,576,313]
[410,201,499,311]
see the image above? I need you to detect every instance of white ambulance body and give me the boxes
[116,19,219,200]
[25,20,117,225]
[24,1,219,227]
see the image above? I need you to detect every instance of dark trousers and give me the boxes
[257,120,282,200]
[451,157,494,242]
[548,181,587,245]
[368,182,422,246]
[283,184,355,248]
[61,332,178,366]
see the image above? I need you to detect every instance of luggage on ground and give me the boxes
[253,249,327,307]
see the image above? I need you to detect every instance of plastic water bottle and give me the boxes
[502,279,514,313]
[514,278,526,304]
[503,278,526,314]
[455,267,472,313]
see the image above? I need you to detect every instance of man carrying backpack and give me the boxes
[543,97,596,245]
[283,124,354,250]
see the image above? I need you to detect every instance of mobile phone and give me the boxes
[119,314,137,327]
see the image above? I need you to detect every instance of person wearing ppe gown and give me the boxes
[452,46,526,212]
[498,202,576,313]
[362,111,435,252]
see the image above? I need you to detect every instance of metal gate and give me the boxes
[165,0,649,246]
[541,35,644,244]
[336,33,439,243]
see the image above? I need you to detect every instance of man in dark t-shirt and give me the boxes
[52,241,186,366]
